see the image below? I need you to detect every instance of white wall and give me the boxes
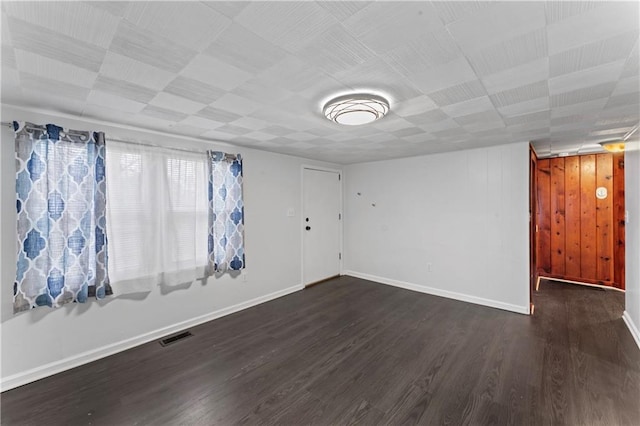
[0,106,340,389]
[624,140,640,348]
[343,142,530,314]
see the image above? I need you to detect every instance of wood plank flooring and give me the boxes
[2,276,639,425]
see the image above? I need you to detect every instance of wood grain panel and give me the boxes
[564,156,581,277]
[613,153,625,289]
[580,155,597,280]
[537,159,551,274]
[550,158,566,276]
[595,154,613,283]
[536,153,624,288]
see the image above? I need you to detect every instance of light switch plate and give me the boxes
[286,208,295,217]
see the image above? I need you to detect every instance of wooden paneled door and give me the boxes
[536,153,625,289]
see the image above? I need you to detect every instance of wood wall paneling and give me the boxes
[595,154,614,283]
[580,155,598,281]
[537,159,551,275]
[564,156,581,278]
[536,153,624,289]
[551,158,566,276]
[613,153,625,289]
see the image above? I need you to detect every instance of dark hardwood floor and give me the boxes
[2,277,639,425]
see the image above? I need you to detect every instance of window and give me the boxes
[105,141,207,293]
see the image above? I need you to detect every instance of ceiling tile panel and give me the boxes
[448,1,546,53]
[4,1,119,48]
[428,80,487,107]
[94,75,157,104]
[605,92,640,110]
[382,27,461,76]
[204,23,288,74]
[110,21,198,73]
[342,2,443,54]
[318,1,371,22]
[149,92,207,114]
[163,76,225,105]
[467,29,547,77]
[503,110,550,126]
[201,1,249,19]
[441,95,495,118]
[296,25,375,75]
[235,2,337,53]
[549,60,625,95]
[544,1,604,23]
[332,57,423,103]
[8,18,106,72]
[394,95,439,118]
[178,115,224,130]
[431,0,494,25]
[550,98,608,119]
[547,2,639,55]
[210,93,262,116]
[481,57,549,95]
[612,76,640,97]
[549,31,638,77]
[229,117,269,131]
[1,10,13,46]
[20,72,90,102]
[86,90,146,114]
[98,52,176,91]
[84,1,129,18]
[123,2,230,51]
[180,54,252,90]
[14,49,97,88]
[497,97,550,118]
[215,124,253,136]
[454,110,503,127]
[490,80,548,108]
[550,82,615,108]
[140,105,189,122]
[404,109,449,125]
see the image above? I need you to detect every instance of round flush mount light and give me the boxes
[323,93,389,125]
[599,141,626,153]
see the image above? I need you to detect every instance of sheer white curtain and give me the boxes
[106,141,208,293]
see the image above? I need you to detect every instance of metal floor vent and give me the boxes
[159,331,193,347]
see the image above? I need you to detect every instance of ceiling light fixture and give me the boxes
[598,124,639,153]
[323,93,389,126]
[599,141,626,153]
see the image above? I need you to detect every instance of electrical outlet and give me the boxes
[242,271,248,282]
[427,263,432,272]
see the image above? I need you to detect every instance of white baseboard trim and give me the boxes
[622,311,640,350]
[343,270,530,315]
[0,283,304,392]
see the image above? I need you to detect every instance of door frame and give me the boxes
[529,145,538,314]
[300,165,344,287]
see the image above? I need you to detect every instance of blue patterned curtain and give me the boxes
[207,151,244,273]
[14,121,111,313]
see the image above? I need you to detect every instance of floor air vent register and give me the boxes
[159,331,193,347]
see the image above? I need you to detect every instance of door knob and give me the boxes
[305,226,311,231]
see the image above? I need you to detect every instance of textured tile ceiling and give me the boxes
[1,1,639,163]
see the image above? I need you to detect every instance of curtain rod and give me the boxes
[1,121,209,155]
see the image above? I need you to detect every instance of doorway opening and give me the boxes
[531,150,626,310]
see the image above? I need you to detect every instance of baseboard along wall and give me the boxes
[0,284,304,392]
[342,270,530,315]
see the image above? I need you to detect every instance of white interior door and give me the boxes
[303,168,341,286]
